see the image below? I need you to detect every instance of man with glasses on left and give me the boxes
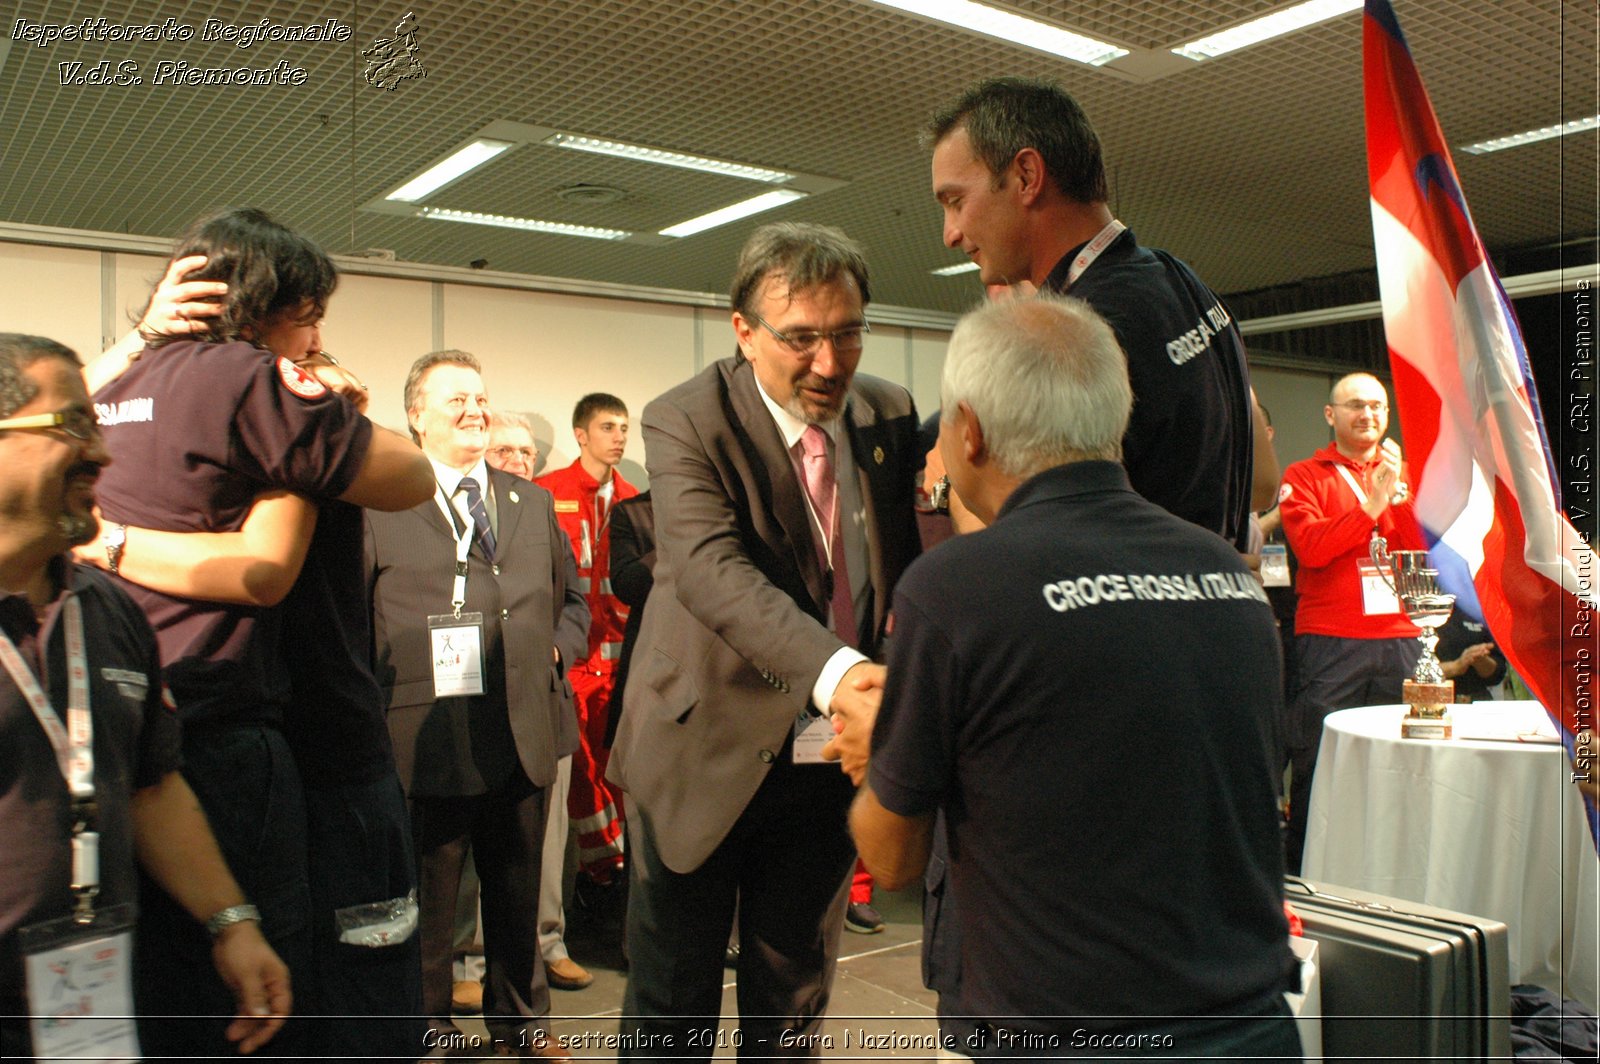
[0,333,289,1061]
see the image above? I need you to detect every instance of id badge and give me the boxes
[428,612,485,697]
[792,710,832,764]
[1358,561,1401,615]
[1261,544,1290,588]
[20,901,141,1063]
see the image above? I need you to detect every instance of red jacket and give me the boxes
[1280,443,1425,640]
[537,460,640,665]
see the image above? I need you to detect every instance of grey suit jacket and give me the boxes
[608,356,921,871]
[366,467,589,797]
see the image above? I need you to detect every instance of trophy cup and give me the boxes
[1369,532,1457,739]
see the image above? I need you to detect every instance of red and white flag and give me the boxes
[1364,0,1597,834]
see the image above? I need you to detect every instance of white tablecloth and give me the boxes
[1302,701,1598,1010]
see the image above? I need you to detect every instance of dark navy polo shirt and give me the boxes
[0,563,181,1016]
[869,461,1294,1031]
[1044,229,1254,551]
[282,499,394,785]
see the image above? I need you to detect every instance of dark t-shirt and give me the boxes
[282,500,395,786]
[92,342,372,727]
[869,462,1294,1031]
[1435,612,1508,700]
[1044,229,1254,551]
[0,563,182,1014]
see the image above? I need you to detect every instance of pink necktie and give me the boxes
[799,425,856,646]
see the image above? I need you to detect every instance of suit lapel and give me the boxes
[420,486,461,544]
[726,360,828,613]
[489,468,525,550]
[845,393,888,639]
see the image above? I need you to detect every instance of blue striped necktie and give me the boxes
[458,477,496,561]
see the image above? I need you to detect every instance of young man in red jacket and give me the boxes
[537,394,638,897]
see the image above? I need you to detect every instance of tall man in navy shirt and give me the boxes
[927,77,1263,549]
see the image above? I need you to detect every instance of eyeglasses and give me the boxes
[752,314,870,356]
[488,446,536,462]
[0,407,100,440]
[1335,400,1387,414]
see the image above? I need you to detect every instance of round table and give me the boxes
[1302,701,1598,1010]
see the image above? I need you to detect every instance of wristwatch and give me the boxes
[104,523,127,576]
[205,903,261,938]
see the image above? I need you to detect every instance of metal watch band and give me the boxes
[104,524,127,576]
[204,903,261,938]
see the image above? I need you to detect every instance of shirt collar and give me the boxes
[1042,224,1133,291]
[0,556,70,645]
[569,459,622,497]
[996,460,1132,521]
[752,372,840,451]
[429,455,491,496]
[1319,442,1379,471]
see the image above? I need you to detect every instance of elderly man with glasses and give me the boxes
[1278,371,1426,870]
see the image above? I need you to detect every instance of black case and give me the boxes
[1286,876,1512,1061]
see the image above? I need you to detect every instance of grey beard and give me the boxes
[783,394,819,424]
[785,392,843,425]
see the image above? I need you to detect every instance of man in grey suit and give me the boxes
[608,223,922,1059]
[366,350,587,1060]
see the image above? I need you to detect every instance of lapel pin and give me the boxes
[873,446,885,466]
[509,490,520,503]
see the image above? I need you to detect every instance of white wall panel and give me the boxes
[112,252,169,347]
[2,239,1394,508]
[441,285,698,485]
[857,326,907,389]
[320,273,435,436]
[1251,364,1339,473]
[2,243,102,360]
[908,328,950,426]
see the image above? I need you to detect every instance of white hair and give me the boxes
[940,295,1131,478]
[490,409,533,435]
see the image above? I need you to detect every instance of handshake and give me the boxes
[820,660,886,786]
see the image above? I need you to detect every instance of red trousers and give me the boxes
[567,663,624,880]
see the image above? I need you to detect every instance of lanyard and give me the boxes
[1061,219,1127,290]
[1335,464,1369,506]
[435,485,476,618]
[1,595,93,799]
[1,594,101,912]
[1337,459,1409,509]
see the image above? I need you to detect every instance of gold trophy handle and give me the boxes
[1369,530,1398,594]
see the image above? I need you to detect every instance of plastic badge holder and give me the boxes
[334,888,419,947]
[1284,935,1322,1064]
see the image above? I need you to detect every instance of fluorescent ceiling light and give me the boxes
[659,189,807,238]
[864,0,1127,66]
[1460,115,1600,155]
[932,262,981,276]
[545,133,794,184]
[419,207,630,241]
[1171,0,1361,61]
[386,140,515,203]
